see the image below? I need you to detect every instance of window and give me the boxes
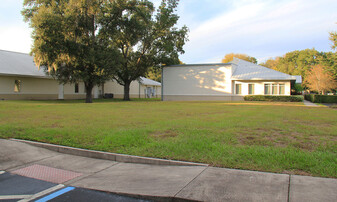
[248,84,255,95]
[279,84,285,95]
[264,84,271,95]
[265,83,286,95]
[75,83,79,93]
[235,84,242,94]
[14,80,21,92]
[272,84,278,95]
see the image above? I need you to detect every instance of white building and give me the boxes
[162,58,296,101]
[0,50,161,100]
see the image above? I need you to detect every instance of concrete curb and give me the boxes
[10,139,208,167]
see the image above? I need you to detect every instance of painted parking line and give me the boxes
[0,195,32,200]
[35,186,75,202]
[18,184,65,202]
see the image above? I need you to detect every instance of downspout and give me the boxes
[138,80,140,99]
[161,65,164,101]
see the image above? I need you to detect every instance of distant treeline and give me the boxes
[259,49,337,81]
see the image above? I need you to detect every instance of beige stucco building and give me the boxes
[162,59,296,101]
[0,50,161,100]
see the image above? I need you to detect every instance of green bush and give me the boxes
[304,94,337,103]
[244,95,303,102]
[304,94,314,102]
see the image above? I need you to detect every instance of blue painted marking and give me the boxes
[35,187,75,202]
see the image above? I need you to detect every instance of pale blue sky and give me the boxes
[1,0,336,63]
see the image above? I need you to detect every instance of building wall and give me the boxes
[163,95,243,101]
[104,80,161,99]
[162,65,292,101]
[0,75,161,100]
[0,75,86,100]
[163,64,233,98]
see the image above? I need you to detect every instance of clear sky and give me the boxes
[1,0,336,64]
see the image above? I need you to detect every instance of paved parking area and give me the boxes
[0,172,149,202]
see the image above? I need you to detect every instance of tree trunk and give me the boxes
[123,81,131,101]
[85,82,94,103]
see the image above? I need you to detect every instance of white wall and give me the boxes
[0,75,161,100]
[233,80,291,96]
[163,64,233,96]
[162,65,293,101]
[0,75,86,99]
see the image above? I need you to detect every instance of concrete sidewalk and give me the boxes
[1,139,336,202]
[303,100,320,107]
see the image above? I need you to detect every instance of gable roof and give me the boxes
[0,49,48,78]
[231,58,296,81]
[139,77,161,86]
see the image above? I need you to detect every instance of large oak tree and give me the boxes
[99,0,188,100]
[22,0,118,103]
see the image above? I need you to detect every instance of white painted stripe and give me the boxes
[0,195,32,199]
[18,184,65,202]
[0,171,5,175]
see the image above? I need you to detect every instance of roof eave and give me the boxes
[231,77,296,81]
[0,73,51,79]
[165,63,233,68]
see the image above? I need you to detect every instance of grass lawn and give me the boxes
[0,99,336,178]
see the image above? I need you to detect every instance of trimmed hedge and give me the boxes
[304,94,337,103]
[244,95,303,102]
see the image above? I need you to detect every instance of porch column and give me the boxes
[58,84,64,100]
[93,86,99,99]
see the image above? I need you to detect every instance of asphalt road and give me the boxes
[0,172,150,202]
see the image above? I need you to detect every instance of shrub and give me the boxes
[244,95,303,102]
[304,94,314,102]
[304,94,337,103]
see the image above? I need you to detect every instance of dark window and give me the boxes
[75,83,79,93]
[14,80,21,92]
[264,84,271,95]
[272,84,278,95]
[235,84,242,94]
[248,84,254,95]
[279,84,285,95]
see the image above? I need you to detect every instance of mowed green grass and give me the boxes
[0,99,336,178]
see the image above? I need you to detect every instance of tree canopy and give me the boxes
[221,53,257,64]
[260,49,337,82]
[22,0,119,103]
[304,64,337,94]
[330,31,337,51]
[99,0,188,100]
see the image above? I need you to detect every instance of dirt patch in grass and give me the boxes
[236,128,332,151]
[237,128,285,147]
[150,130,179,139]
